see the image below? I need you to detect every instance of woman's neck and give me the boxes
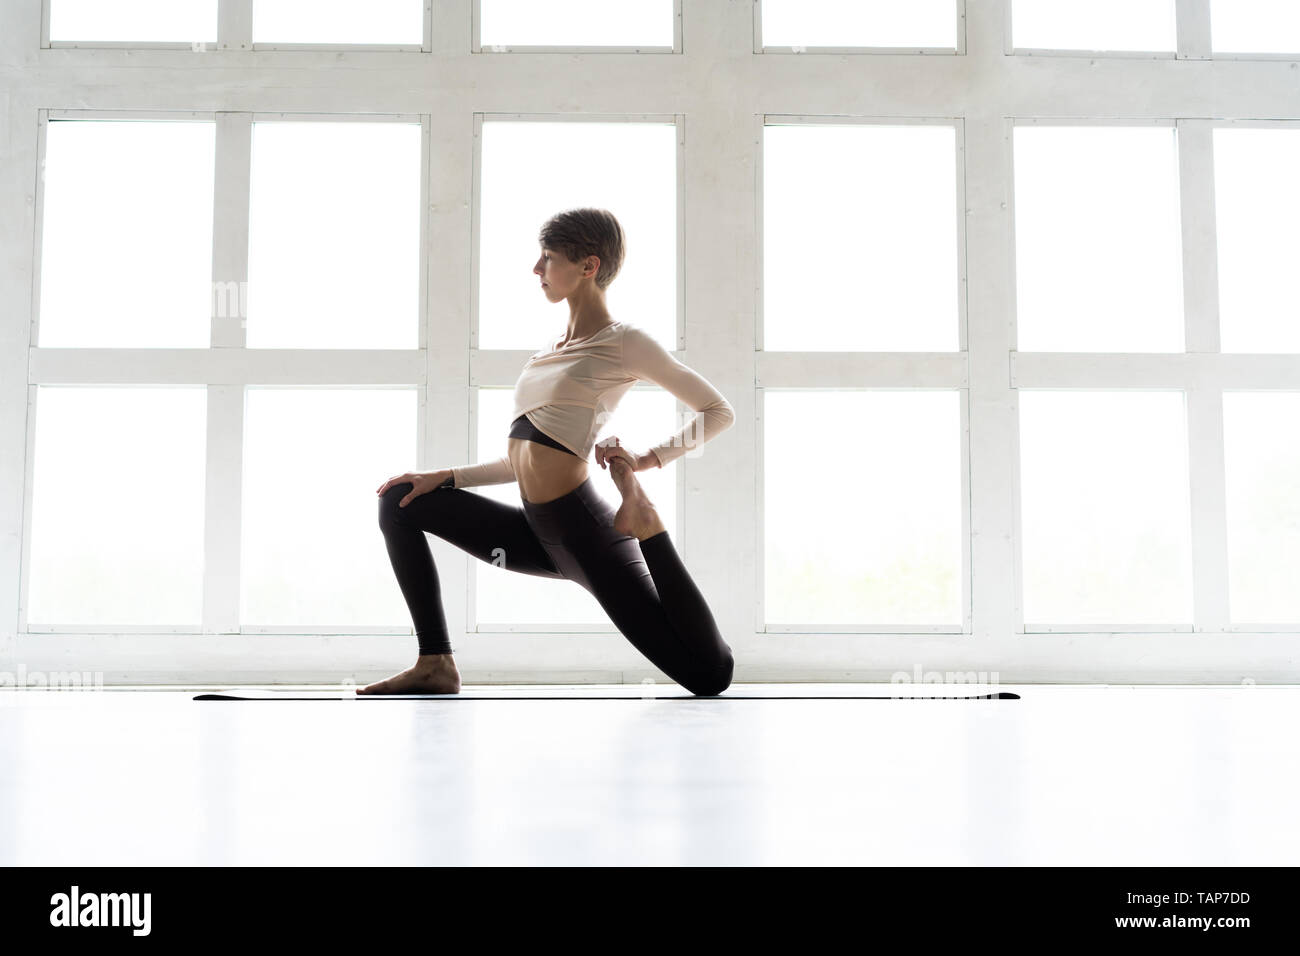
[559,316,616,347]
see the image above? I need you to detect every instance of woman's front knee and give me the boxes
[377,482,416,528]
[689,651,734,697]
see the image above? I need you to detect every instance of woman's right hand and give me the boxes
[376,469,453,507]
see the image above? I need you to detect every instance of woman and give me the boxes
[367,208,735,697]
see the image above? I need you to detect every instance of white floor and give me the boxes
[0,684,1295,866]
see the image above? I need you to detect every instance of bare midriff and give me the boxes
[509,436,589,505]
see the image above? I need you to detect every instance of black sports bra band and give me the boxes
[509,413,582,459]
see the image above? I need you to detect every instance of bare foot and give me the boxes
[357,653,461,695]
[609,457,668,542]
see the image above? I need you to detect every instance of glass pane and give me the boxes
[1019,391,1193,626]
[38,119,215,348]
[26,387,206,626]
[1223,392,1300,624]
[481,0,671,47]
[242,388,417,626]
[50,0,217,42]
[478,121,676,349]
[1213,128,1300,353]
[1211,0,1300,54]
[473,387,678,627]
[763,123,959,351]
[1013,126,1184,352]
[246,121,421,349]
[1012,0,1176,51]
[762,0,957,48]
[764,390,963,626]
[254,0,423,45]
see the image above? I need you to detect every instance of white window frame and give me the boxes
[1,0,1298,684]
[754,115,972,636]
[23,109,431,645]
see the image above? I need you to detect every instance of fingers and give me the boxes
[399,477,430,507]
[596,436,620,470]
[377,473,411,496]
[605,449,632,473]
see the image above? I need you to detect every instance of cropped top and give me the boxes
[449,321,735,489]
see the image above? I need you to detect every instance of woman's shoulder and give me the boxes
[619,322,663,348]
[618,322,673,359]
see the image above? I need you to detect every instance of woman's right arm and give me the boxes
[621,325,735,468]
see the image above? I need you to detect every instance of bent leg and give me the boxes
[378,482,563,655]
[570,527,734,697]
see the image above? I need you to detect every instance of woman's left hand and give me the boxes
[594,436,652,472]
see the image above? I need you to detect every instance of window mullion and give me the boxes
[203,111,252,636]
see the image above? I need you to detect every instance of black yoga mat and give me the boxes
[194,687,1019,701]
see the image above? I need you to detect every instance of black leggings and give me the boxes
[377,476,735,696]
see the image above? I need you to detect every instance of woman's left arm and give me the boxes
[621,326,735,468]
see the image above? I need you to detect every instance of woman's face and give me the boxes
[533,245,590,301]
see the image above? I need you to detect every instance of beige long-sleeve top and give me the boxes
[450,321,735,488]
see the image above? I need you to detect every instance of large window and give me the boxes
[1011,0,1177,53]
[26,386,208,628]
[1223,393,1300,625]
[1212,128,1300,353]
[246,119,422,350]
[8,1,1300,682]
[762,121,960,352]
[1210,0,1300,55]
[476,118,678,350]
[47,0,424,48]
[1012,124,1184,353]
[253,0,423,46]
[26,113,423,637]
[48,0,218,44]
[478,0,673,51]
[37,119,215,348]
[763,390,965,630]
[1008,119,1300,634]
[241,388,417,629]
[760,0,959,51]
[1018,391,1193,628]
